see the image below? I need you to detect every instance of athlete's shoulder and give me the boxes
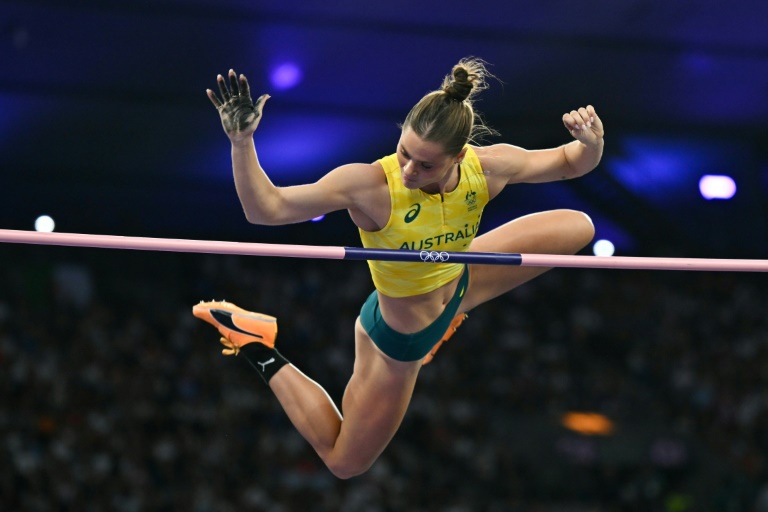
[326,162,385,184]
[373,152,400,176]
[466,144,493,164]
[339,161,390,231]
[461,145,484,171]
[324,161,388,203]
[470,144,527,173]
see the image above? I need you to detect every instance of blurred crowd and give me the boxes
[2,244,768,511]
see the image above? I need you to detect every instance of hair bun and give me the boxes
[401,57,497,156]
[441,58,489,103]
[443,67,473,102]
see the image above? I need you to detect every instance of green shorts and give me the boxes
[359,266,469,362]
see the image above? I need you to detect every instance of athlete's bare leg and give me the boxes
[248,209,591,479]
[460,209,594,312]
[267,318,421,479]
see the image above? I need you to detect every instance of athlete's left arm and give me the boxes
[476,105,604,189]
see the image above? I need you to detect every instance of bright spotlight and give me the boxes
[593,239,615,257]
[699,175,736,200]
[35,215,55,232]
[311,215,325,222]
[270,62,302,90]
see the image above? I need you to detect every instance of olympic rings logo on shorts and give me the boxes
[419,251,450,263]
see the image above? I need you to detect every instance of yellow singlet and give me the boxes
[359,146,489,297]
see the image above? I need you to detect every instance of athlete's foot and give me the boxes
[192,301,278,355]
[422,313,467,365]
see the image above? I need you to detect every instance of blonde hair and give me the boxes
[403,58,497,156]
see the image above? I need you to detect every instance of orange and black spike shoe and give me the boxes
[422,313,467,365]
[192,301,277,355]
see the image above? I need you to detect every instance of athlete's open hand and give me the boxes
[562,105,604,148]
[207,69,268,143]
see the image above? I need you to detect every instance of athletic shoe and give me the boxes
[192,301,277,355]
[422,313,467,365]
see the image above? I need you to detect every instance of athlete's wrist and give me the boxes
[230,137,255,150]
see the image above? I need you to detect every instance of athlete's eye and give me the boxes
[400,148,432,169]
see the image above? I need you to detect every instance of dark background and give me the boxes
[2,1,768,510]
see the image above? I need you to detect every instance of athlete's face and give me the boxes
[397,127,458,192]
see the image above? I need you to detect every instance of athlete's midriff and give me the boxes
[376,270,464,334]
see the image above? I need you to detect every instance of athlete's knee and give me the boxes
[326,458,374,480]
[561,209,595,247]
[577,210,595,242]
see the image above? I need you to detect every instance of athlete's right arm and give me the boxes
[208,70,381,226]
[231,139,379,225]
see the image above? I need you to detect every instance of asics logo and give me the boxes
[419,251,450,263]
[258,358,275,371]
[404,203,421,223]
[210,310,263,339]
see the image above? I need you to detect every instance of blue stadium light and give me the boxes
[593,239,615,257]
[699,175,736,200]
[270,62,302,90]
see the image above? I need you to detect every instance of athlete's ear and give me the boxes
[455,147,468,164]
